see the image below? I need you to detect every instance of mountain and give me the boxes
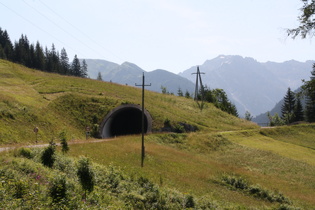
[179,55,313,117]
[84,59,195,94]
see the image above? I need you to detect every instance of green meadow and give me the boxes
[1,59,315,209]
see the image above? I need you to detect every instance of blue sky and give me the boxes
[1,0,314,73]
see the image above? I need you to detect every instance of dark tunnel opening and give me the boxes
[100,105,152,138]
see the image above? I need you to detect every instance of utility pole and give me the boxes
[192,66,205,109]
[135,73,151,167]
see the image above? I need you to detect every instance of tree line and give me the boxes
[0,27,87,78]
[268,64,315,126]
[266,0,315,126]
[174,86,238,117]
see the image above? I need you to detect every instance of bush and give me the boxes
[16,147,34,159]
[221,175,291,204]
[49,175,68,203]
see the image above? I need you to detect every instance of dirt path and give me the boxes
[0,138,116,153]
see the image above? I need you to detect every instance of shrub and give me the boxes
[221,175,291,204]
[13,180,28,199]
[16,147,34,159]
[49,175,68,203]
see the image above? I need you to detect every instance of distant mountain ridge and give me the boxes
[84,59,195,95]
[179,55,313,116]
[84,55,314,117]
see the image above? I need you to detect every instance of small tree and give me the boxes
[281,87,296,124]
[41,140,56,168]
[77,157,95,199]
[161,86,167,94]
[177,87,183,97]
[97,72,103,81]
[81,59,88,78]
[59,131,69,154]
[185,90,191,98]
[267,112,284,127]
[244,111,253,121]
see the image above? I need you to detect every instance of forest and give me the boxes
[0,27,87,78]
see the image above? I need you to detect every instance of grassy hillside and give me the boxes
[0,59,256,145]
[1,59,315,209]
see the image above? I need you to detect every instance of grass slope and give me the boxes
[1,59,315,208]
[0,59,256,145]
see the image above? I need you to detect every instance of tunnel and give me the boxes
[100,104,152,138]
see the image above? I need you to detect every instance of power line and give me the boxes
[37,0,125,62]
[0,0,87,57]
[22,0,96,58]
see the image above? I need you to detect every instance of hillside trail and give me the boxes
[0,138,116,153]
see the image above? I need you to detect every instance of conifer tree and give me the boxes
[177,87,183,96]
[185,90,191,98]
[281,87,296,124]
[294,97,304,122]
[34,41,45,70]
[71,54,81,77]
[81,59,88,78]
[97,72,103,81]
[304,64,315,122]
[50,44,60,73]
[0,29,13,60]
[60,48,70,75]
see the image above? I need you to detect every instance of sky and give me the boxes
[0,0,314,74]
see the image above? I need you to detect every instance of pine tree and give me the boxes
[60,48,70,75]
[294,97,304,122]
[50,44,60,73]
[44,46,52,72]
[281,87,296,124]
[185,90,191,98]
[71,54,81,77]
[34,41,45,70]
[303,64,315,122]
[177,87,183,96]
[81,59,88,78]
[0,29,13,60]
[97,72,103,81]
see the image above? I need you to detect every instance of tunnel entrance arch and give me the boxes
[100,104,152,138]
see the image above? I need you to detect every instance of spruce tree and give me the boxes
[34,41,45,70]
[97,72,103,81]
[71,54,81,77]
[50,44,60,73]
[294,97,304,122]
[281,87,296,124]
[81,59,88,78]
[304,64,315,122]
[60,48,70,75]
[177,87,183,96]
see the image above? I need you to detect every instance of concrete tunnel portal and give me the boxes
[100,104,152,138]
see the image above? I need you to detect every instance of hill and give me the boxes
[1,59,315,209]
[179,55,313,117]
[83,59,195,95]
[0,59,254,145]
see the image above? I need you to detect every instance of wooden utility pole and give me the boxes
[135,73,151,167]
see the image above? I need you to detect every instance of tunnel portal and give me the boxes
[100,104,152,138]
